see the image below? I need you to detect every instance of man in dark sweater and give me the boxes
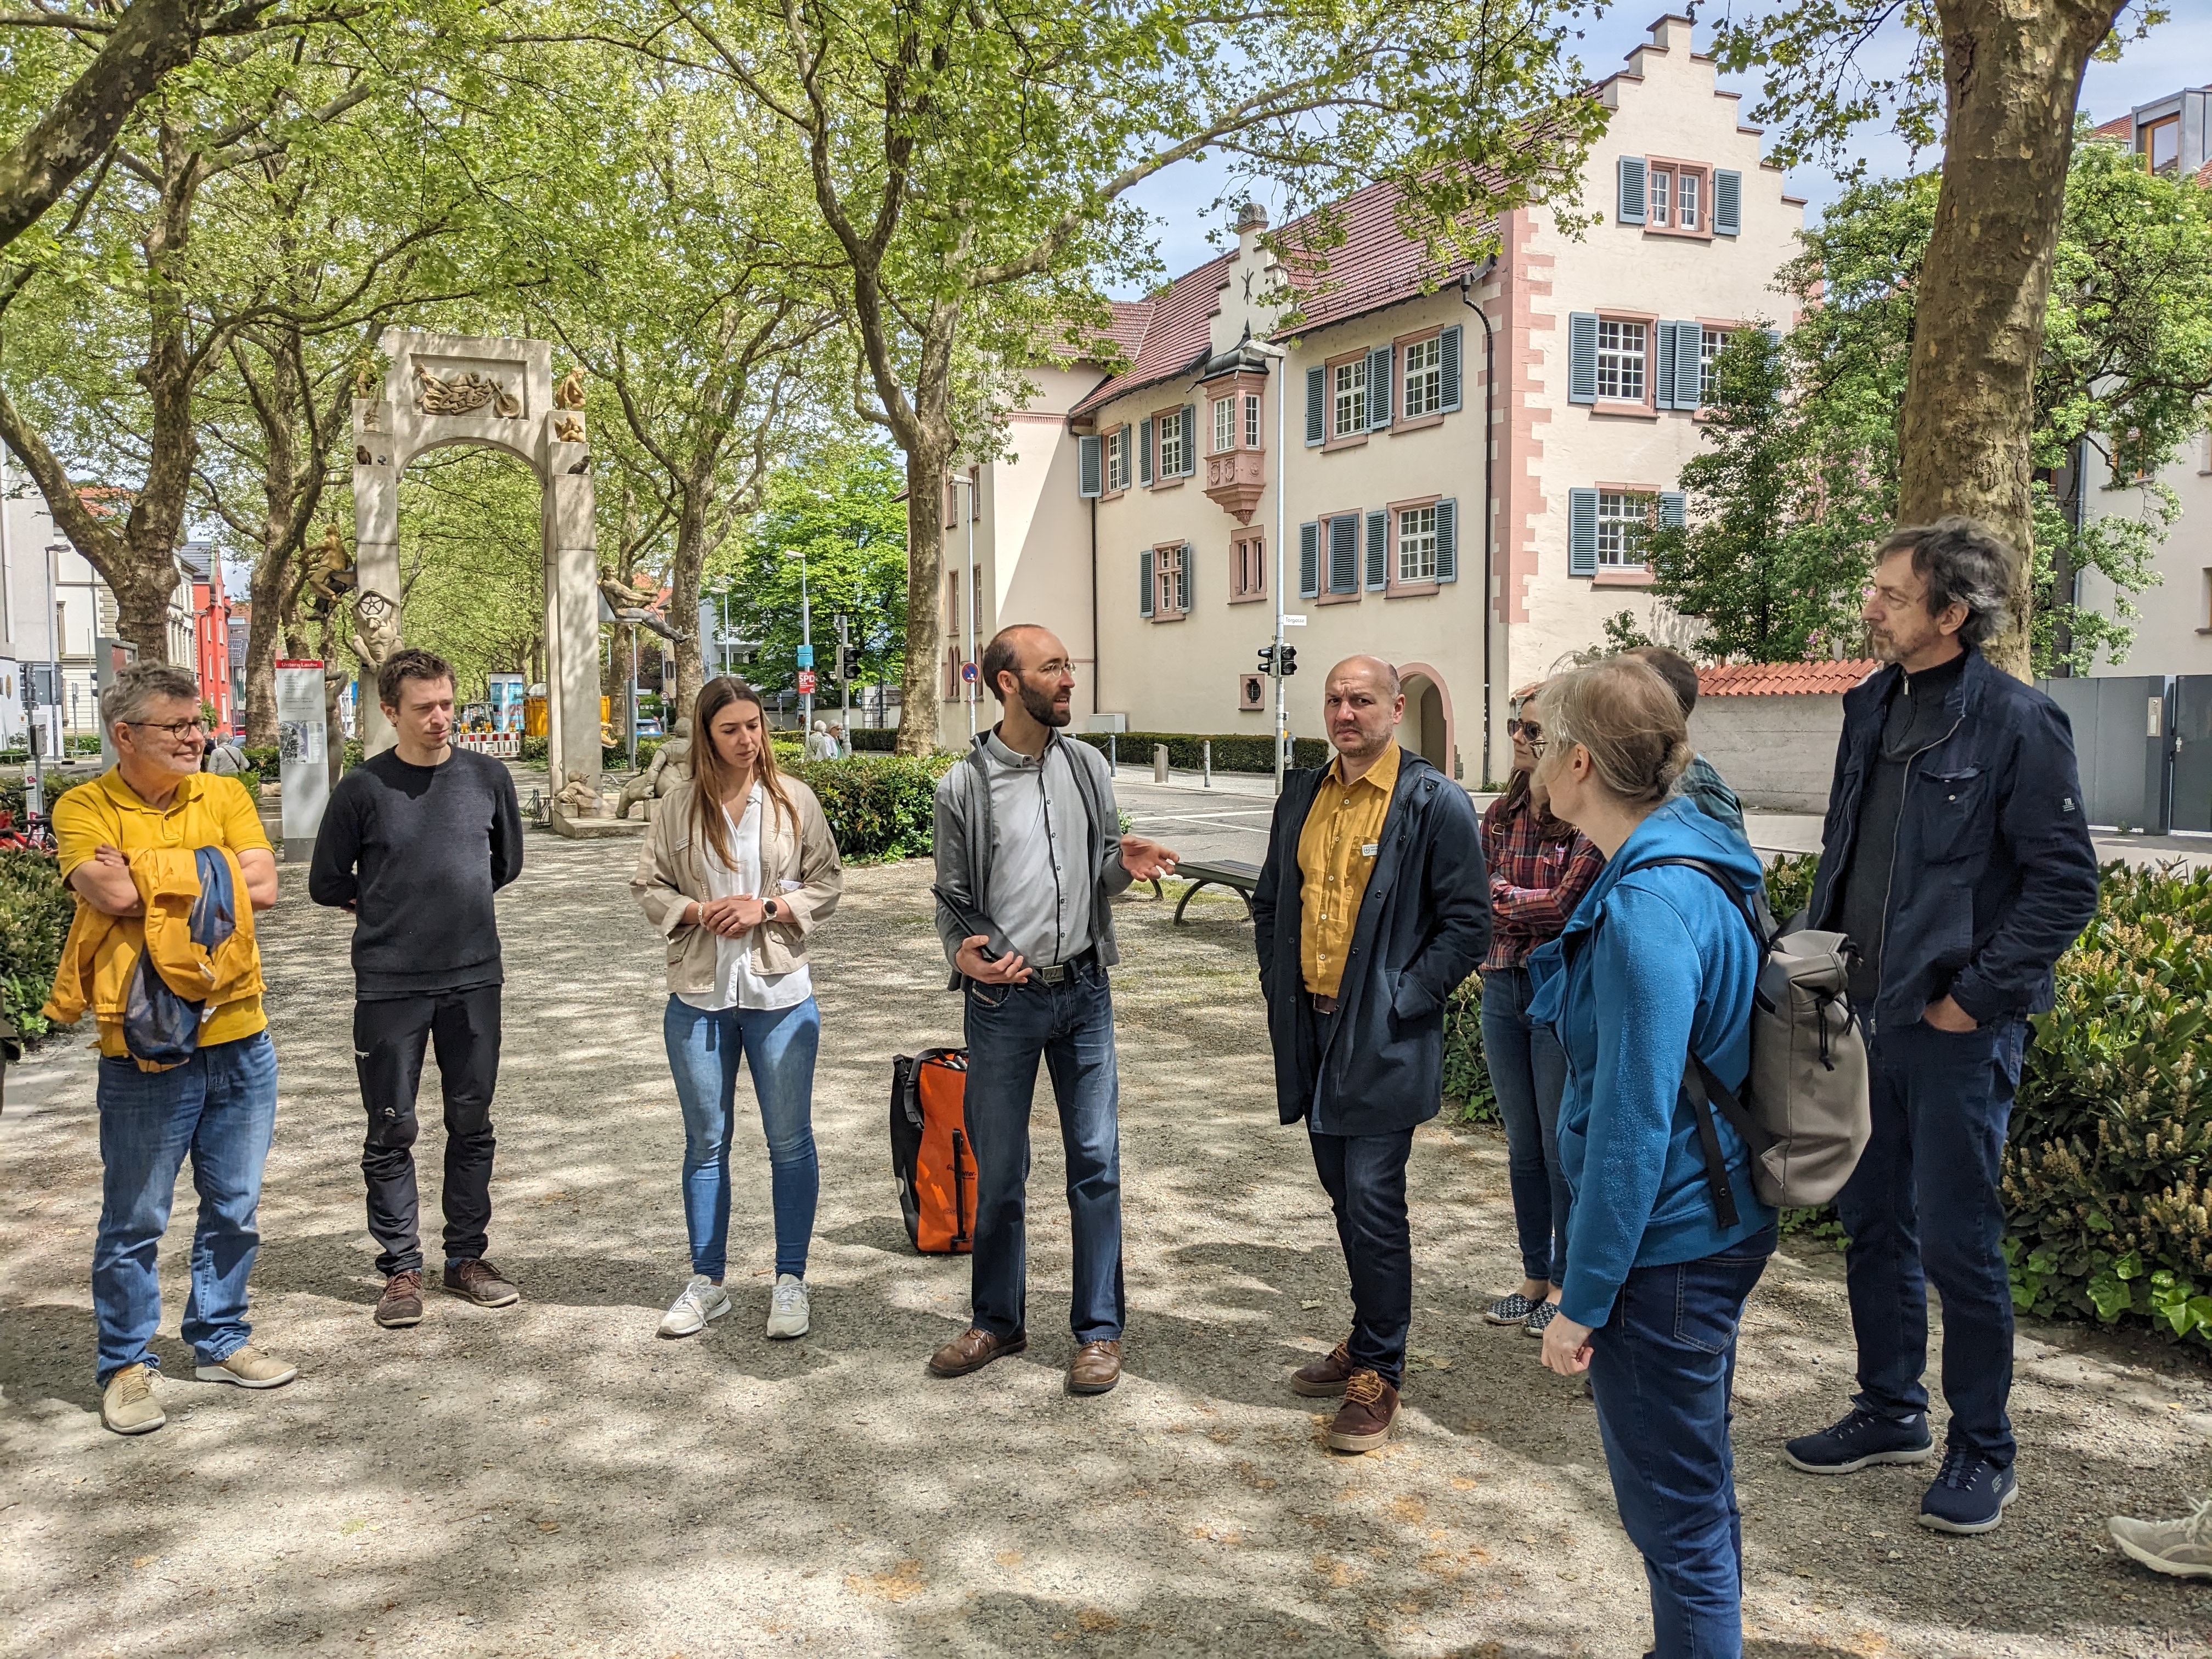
[1788,520,2098,1537]
[310,648,525,1328]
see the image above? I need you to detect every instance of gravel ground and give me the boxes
[2,828,2209,1658]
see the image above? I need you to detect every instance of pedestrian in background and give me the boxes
[1525,655,1775,1659]
[927,624,1178,1395]
[1252,656,1488,1452]
[54,664,287,1435]
[1477,689,1602,1342]
[311,648,526,1331]
[632,675,843,1342]
[1622,645,1747,841]
[1786,520,2098,1535]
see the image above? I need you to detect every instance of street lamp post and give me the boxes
[785,546,812,734]
[1245,340,1291,795]
[951,472,977,738]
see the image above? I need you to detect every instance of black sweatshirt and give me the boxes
[308,747,525,1000]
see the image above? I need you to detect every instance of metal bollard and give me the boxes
[1203,740,1212,788]
[1153,743,1169,784]
[1108,733,1118,772]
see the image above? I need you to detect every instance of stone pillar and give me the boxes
[351,396,400,755]
[546,471,599,799]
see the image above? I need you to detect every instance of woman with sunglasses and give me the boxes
[1477,692,1604,1342]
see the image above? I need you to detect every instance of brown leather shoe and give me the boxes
[375,1269,425,1328]
[927,1327,1026,1378]
[1327,1368,1399,1453]
[1068,1339,1121,1395]
[1291,1340,1356,1397]
[442,1259,520,1308]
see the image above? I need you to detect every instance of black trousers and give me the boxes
[1306,1005,1415,1389]
[357,985,501,1278]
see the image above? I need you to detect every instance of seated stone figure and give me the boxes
[618,736,693,819]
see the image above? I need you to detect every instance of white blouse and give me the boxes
[676,785,814,1013]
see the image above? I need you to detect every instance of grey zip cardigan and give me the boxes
[931,730,1132,989]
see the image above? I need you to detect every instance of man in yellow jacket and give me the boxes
[51,664,285,1436]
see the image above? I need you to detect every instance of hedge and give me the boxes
[0,848,74,1037]
[1069,730,1333,772]
[783,753,956,862]
[1445,848,2212,1348]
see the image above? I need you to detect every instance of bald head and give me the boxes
[1323,656,1404,771]
[1327,655,1401,696]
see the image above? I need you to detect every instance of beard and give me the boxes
[1018,679,1071,728]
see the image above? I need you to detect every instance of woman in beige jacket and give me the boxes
[631,676,842,1341]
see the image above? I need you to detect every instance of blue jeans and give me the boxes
[962,961,1122,1343]
[1309,1127,1415,1388]
[664,997,821,1280]
[1590,1223,1776,1659]
[92,1031,280,1385]
[1837,1015,2026,1463]
[1481,965,1570,1284]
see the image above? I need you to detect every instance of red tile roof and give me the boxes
[1698,659,1880,697]
[2091,112,2133,141]
[1070,253,1233,416]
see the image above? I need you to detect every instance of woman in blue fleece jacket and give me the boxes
[1523,657,1778,1659]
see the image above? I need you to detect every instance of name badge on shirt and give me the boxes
[1361,842,1379,857]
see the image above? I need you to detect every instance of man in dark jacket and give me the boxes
[1786,519,2098,1536]
[1252,656,1489,1453]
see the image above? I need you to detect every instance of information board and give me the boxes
[275,659,329,862]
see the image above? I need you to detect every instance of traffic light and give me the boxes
[839,645,861,682]
[1279,644,1299,677]
[1257,644,1276,676]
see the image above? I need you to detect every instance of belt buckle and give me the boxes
[1036,962,1069,985]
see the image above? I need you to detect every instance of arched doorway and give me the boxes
[351,329,600,803]
[1396,661,1455,779]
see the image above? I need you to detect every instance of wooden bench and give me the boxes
[1167,857,1263,924]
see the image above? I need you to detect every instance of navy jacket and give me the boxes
[1809,648,2100,1031]
[1251,750,1491,1136]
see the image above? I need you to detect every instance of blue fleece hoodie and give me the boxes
[1525,797,1778,1329]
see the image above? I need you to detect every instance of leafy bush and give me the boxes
[2004,861,2212,1345]
[1068,730,1332,773]
[850,727,899,752]
[0,848,75,1038]
[786,753,956,862]
[521,735,549,765]
[605,736,670,771]
[242,744,279,776]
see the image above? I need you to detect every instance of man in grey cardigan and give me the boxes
[928,624,1177,1395]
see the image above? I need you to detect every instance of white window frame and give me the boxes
[1213,396,1235,454]
[1153,542,1188,617]
[1678,170,1701,232]
[1332,358,1367,439]
[1158,411,1186,477]
[1402,336,1442,419]
[1649,166,1671,227]
[1700,327,1728,401]
[1244,393,1261,449]
[1596,319,1647,403]
[1397,505,1438,582]
[1596,490,1655,568]
[1104,427,1127,492]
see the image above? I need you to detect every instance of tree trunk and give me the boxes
[667,466,712,722]
[898,446,950,758]
[1898,0,2126,680]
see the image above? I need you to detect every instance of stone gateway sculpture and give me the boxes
[304,524,358,618]
[414,365,522,419]
[618,736,693,818]
[554,368,586,410]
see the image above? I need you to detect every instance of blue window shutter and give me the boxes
[1365,510,1387,588]
[1568,488,1599,577]
[1367,347,1393,430]
[1618,156,1647,225]
[1077,435,1102,498]
[1299,522,1319,596]
[1138,417,1153,486]
[1568,313,1599,405]
[1435,498,1458,583]
[1655,320,1679,409]
[1139,548,1154,617]
[1305,366,1325,446]
[1676,323,1705,409]
[1181,404,1197,473]
[1659,491,1687,529]
[1328,515,1358,594]
[1713,170,1742,236]
[1439,323,1463,413]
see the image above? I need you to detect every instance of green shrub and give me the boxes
[242,744,279,776]
[521,735,548,765]
[1067,730,1331,773]
[0,848,75,1038]
[849,727,899,752]
[786,753,956,862]
[605,735,670,772]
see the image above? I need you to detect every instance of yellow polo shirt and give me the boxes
[1296,741,1400,997]
[54,769,273,1053]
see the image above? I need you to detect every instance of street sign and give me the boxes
[960,662,979,684]
[794,644,814,668]
[796,669,817,694]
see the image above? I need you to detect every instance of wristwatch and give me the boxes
[763,898,780,921]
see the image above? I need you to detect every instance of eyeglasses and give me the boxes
[123,720,207,741]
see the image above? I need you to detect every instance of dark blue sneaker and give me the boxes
[1783,1406,1936,1474]
[1918,1448,2018,1534]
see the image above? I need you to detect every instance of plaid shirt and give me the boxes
[1480,787,1605,971]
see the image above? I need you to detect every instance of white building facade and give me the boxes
[935,15,1804,781]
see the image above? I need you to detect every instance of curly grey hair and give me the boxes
[98,663,201,735]
[1878,517,2016,650]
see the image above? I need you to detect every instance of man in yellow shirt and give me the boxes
[1251,656,1489,1453]
[54,664,288,1436]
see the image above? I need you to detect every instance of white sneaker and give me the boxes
[765,1274,810,1340]
[657,1275,731,1338]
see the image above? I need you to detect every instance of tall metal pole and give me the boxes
[627,620,639,774]
[957,472,977,739]
[798,548,812,731]
[44,542,61,785]
[838,612,852,747]
[1248,340,1290,796]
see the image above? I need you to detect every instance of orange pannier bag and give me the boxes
[889,1048,978,1254]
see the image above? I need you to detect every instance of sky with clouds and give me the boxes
[1105,3,2212,298]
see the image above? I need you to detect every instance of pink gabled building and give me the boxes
[936,13,1804,782]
